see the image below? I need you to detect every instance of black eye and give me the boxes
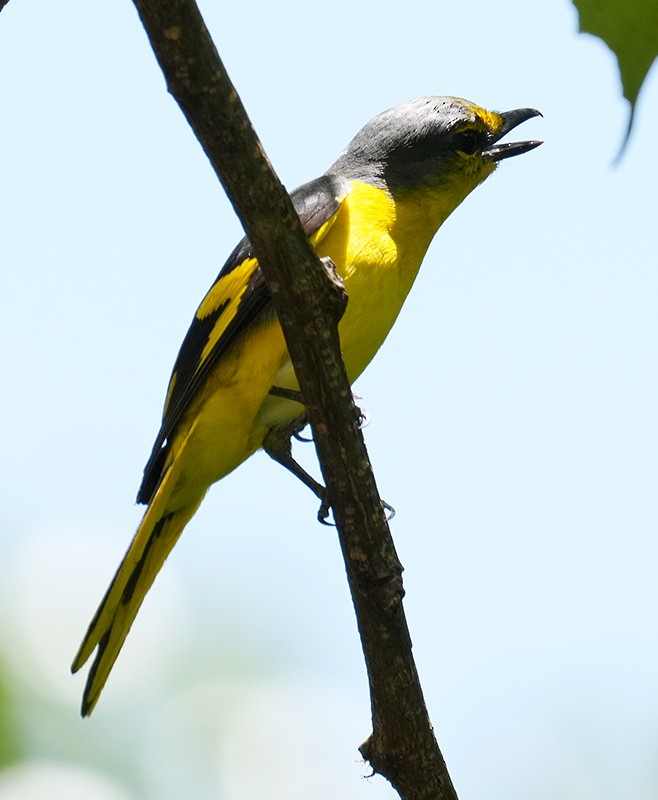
[455,129,480,155]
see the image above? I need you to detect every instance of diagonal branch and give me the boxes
[131,2,459,797]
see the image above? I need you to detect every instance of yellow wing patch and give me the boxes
[196,257,258,319]
[189,204,342,379]
[196,257,259,369]
[193,209,343,378]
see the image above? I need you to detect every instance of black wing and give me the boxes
[137,173,350,504]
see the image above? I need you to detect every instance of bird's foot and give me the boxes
[317,495,395,526]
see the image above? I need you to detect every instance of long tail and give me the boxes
[71,453,204,717]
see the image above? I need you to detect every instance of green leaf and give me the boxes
[574,0,658,153]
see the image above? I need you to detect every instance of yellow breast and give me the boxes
[315,179,445,380]
[255,179,447,432]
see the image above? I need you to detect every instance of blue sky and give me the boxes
[0,1,657,799]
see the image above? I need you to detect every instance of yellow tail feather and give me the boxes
[71,436,204,716]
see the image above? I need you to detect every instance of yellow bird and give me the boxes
[72,96,541,715]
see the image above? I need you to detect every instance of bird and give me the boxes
[72,96,541,716]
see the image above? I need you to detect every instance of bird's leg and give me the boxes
[269,386,370,441]
[268,386,305,404]
[262,423,333,524]
[264,388,390,522]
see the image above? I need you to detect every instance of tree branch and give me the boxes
[131,2,459,797]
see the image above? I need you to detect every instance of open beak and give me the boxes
[482,108,542,162]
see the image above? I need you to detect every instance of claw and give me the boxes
[350,393,370,429]
[317,497,335,526]
[317,497,393,526]
[293,427,313,443]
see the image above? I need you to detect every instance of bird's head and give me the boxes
[329,96,541,200]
